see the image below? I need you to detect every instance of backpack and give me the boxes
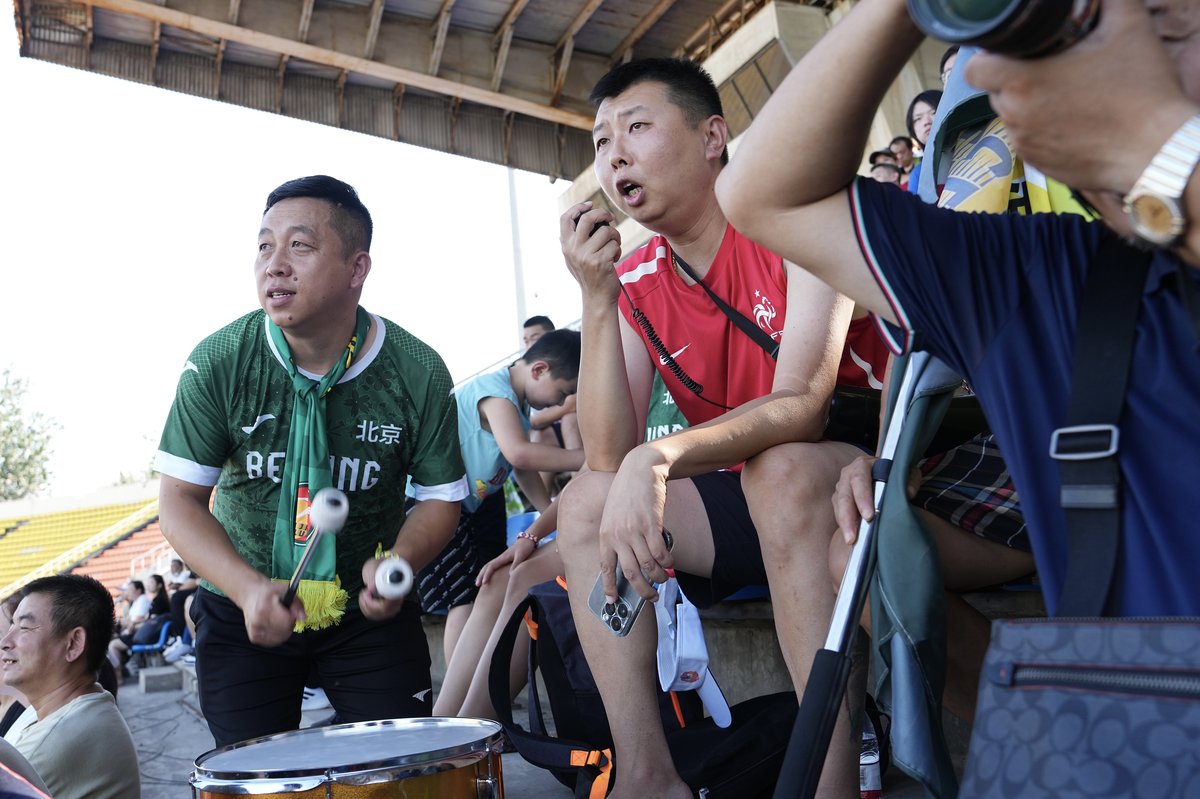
[488,578,800,798]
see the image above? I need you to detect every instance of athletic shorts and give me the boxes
[417,490,507,613]
[674,470,769,608]
[190,589,432,748]
[915,432,1030,551]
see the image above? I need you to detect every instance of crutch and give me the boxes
[772,350,946,799]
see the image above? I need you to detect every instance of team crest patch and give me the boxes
[294,484,312,543]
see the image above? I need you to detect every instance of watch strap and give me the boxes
[1125,114,1200,205]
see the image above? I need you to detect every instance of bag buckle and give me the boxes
[1049,424,1119,461]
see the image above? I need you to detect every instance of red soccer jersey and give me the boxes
[616,226,786,427]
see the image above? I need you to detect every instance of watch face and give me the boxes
[1130,193,1185,245]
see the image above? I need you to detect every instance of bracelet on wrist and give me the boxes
[516,530,539,544]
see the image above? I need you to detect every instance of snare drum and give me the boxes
[191,717,504,798]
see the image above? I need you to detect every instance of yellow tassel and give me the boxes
[281,578,349,632]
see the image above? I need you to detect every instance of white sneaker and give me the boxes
[301,687,331,711]
[163,640,194,664]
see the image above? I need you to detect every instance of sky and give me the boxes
[0,21,584,498]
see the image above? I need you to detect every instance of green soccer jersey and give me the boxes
[155,310,467,600]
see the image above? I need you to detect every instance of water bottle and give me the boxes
[860,713,882,799]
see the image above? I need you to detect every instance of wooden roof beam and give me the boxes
[149,19,161,82]
[490,0,531,90]
[226,0,240,26]
[363,0,384,59]
[611,0,678,65]
[297,0,315,43]
[428,0,457,75]
[76,0,594,129]
[555,0,602,52]
[550,36,573,107]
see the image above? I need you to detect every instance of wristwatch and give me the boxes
[1123,114,1200,248]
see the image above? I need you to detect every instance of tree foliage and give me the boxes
[0,369,56,501]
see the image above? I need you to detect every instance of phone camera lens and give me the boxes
[609,617,622,632]
[617,604,629,619]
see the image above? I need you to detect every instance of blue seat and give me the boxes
[130,619,172,666]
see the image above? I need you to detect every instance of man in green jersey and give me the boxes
[154,175,467,746]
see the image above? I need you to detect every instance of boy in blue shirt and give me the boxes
[416,328,584,665]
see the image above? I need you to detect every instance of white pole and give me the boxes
[508,167,527,349]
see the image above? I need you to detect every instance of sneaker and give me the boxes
[163,640,194,664]
[301,687,331,711]
[181,653,196,665]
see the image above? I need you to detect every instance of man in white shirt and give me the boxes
[1,575,140,799]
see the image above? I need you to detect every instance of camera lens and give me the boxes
[907,0,1099,58]
[617,604,629,619]
[609,617,622,632]
[603,602,616,616]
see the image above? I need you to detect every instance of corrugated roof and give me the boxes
[11,0,805,178]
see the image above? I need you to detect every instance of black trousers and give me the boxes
[191,588,432,747]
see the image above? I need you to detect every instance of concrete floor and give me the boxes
[118,672,933,798]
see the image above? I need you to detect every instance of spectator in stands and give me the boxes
[0,598,26,739]
[870,162,903,185]
[153,174,466,747]
[939,44,959,86]
[889,134,915,176]
[557,57,881,799]
[0,575,140,798]
[165,558,193,593]
[107,580,151,677]
[145,574,170,618]
[904,88,943,195]
[523,316,583,498]
[418,329,583,670]
[716,0,1200,623]
[868,148,898,168]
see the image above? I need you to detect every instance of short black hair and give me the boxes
[523,315,555,331]
[868,149,897,166]
[871,163,902,177]
[906,89,943,144]
[265,175,373,257]
[890,135,914,149]
[22,575,115,675]
[522,328,582,381]
[590,58,729,166]
[128,580,145,594]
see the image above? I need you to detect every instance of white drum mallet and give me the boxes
[281,487,349,607]
[373,555,414,600]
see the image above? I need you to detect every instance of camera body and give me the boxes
[907,0,1099,58]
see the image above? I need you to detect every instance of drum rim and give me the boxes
[192,717,503,783]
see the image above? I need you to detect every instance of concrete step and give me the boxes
[139,665,183,693]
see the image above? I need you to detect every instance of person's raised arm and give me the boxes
[964,0,1200,265]
[716,0,922,321]
[560,203,651,469]
[481,396,586,476]
[159,476,304,646]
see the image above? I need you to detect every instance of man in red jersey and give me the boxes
[557,58,875,799]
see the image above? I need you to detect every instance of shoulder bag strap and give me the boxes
[672,252,779,361]
[1052,236,1151,617]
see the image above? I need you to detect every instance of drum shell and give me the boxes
[191,717,504,798]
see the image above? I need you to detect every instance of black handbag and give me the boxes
[960,237,1200,798]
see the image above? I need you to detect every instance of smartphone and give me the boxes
[587,530,673,637]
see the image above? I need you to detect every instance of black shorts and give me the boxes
[190,589,432,748]
[674,470,768,608]
[416,490,507,613]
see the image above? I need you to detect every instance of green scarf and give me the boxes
[267,307,371,632]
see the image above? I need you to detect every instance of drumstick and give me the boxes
[373,557,414,600]
[281,487,349,607]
